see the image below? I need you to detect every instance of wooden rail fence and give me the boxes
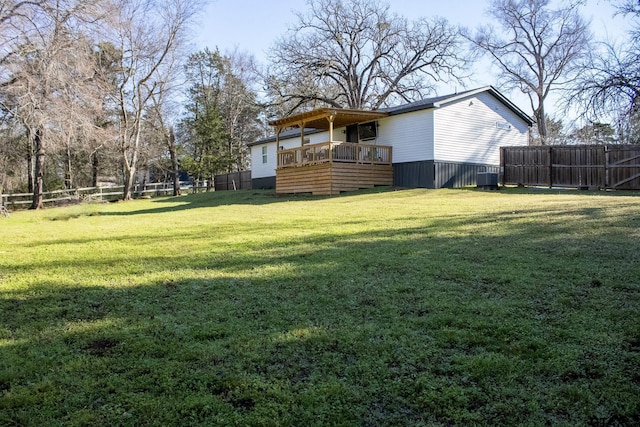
[1,182,201,210]
[501,145,640,190]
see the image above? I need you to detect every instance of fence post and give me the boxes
[499,147,504,185]
[604,145,609,189]
[547,146,553,188]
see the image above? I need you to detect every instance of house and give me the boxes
[249,86,534,195]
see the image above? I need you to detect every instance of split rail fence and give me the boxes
[500,145,640,190]
[1,182,198,210]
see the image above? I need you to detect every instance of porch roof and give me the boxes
[268,108,389,132]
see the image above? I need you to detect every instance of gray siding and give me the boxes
[393,161,435,188]
[434,162,498,188]
[251,176,276,189]
[393,161,499,188]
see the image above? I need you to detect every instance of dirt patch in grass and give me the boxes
[84,338,120,356]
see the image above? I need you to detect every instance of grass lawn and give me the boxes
[1,187,639,426]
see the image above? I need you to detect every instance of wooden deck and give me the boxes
[276,142,393,195]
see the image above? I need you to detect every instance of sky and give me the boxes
[193,0,631,122]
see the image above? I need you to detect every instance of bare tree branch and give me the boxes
[567,2,640,143]
[106,0,204,200]
[266,0,468,114]
[466,0,591,144]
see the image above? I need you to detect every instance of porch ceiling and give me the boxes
[268,108,389,131]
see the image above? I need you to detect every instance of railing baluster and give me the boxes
[276,141,392,168]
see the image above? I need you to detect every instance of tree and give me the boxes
[0,1,47,66]
[0,0,206,202]
[569,122,616,144]
[179,49,231,189]
[179,48,261,187]
[569,43,639,143]
[149,87,182,196]
[0,115,26,194]
[51,36,110,190]
[107,0,203,200]
[0,1,107,208]
[568,1,639,144]
[217,50,261,172]
[467,0,590,144]
[530,115,565,145]
[267,0,467,113]
[85,41,125,188]
[133,28,185,197]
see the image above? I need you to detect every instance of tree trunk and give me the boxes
[535,100,548,145]
[91,150,99,187]
[30,128,45,210]
[64,145,73,189]
[193,176,200,193]
[168,126,180,196]
[123,167,135,200]
[122,144,136,201]
[121,119,143,200]
[26,136,34,194]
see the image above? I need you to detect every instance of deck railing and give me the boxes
[277,141,392,169]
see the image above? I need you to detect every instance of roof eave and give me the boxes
[268,107,389,131]
[247,128,325,147]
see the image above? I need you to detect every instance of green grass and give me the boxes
[1,187,639,426]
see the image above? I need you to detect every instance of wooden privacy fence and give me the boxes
[501,145,640,190]
[214,171,252,191]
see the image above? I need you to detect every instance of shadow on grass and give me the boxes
[2,206,639,425]
[10,198,640,274]
[7,186,639,220]
[96,188,366,217]
[499,186,640,197]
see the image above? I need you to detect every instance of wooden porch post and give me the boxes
[299,121,305,146]
[327,112,336,142]
[275,127,281,170]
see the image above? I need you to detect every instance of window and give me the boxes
[262,146,268,164]
[358,122,377,140]
[346,122,378,143]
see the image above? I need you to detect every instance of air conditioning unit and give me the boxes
[477,172,499,190]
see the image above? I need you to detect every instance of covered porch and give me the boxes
[270,108,393,195]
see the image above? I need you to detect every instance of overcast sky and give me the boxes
[193,0,631,121]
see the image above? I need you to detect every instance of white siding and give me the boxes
[250,90,530,179]
[251,110,436,179]
[433,92,529,165]
[250,142,277,179]
[309,130,336,143]
[250,130,335,179]
[377,109,434,163]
